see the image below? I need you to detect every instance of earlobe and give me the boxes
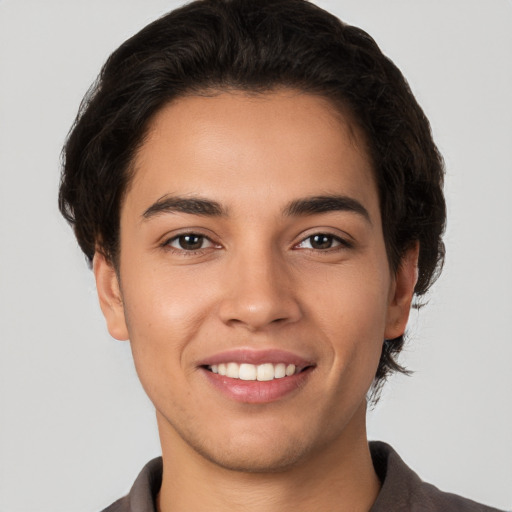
[93,252,129,341]
[384,242,419,340]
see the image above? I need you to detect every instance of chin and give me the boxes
[168,415,316,474]
[195,437,312,474]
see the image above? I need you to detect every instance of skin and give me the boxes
[94,90,418,512]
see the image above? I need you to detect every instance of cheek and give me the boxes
[307,261,390,371]
[306,258,390,329]
[120,263,219,373]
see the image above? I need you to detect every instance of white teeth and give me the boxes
[208,362,299,381]
[274,363,286,379]
[226,362,239,378]
[285,364,295,376]
[239,363,257,380]
[257,363,274,381]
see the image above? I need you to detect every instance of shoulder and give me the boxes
[101,496,129,512]
[99,448,505,512]
[370,441,505,512]
[100,457,162,512]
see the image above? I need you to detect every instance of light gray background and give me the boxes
[1,1,511,511]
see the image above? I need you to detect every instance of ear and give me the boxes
[93,252,129,341]
[384,242,419,340]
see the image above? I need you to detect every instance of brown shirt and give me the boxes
[101,442,505,511]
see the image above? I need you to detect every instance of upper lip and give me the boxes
[197,348,315,369]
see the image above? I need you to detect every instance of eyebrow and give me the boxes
[284,195,371,223]
[142,195,226,219]
[142,194,370,223]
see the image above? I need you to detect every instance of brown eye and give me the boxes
[167,234,214,251]
[309,234,335,249]
[179,234,203,250]
[296,233,347,251]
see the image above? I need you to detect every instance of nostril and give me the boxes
[218,290,303,331]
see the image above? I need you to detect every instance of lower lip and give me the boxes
[202,368,313,404]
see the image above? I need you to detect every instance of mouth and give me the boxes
[204,362,309,381]
[198,350,316,404]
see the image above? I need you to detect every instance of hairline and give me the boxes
[112,86,378,264]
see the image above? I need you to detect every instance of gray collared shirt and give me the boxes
[101,442,505,511]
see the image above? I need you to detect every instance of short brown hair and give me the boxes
[59,0,446,396]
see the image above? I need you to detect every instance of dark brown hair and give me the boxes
[59,0,446,396]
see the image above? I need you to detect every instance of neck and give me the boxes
[156,404,380,512]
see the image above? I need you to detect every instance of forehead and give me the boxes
[127,90,377,218]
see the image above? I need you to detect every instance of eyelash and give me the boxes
[294,233,352,252]
[162,232,352,255]
[163,233,218,256]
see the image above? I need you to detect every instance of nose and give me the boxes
[217,246,303,332]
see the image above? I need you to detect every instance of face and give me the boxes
[95,90,417,472]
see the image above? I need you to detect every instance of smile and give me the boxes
[199,349,315,403]
[208,362,299,381]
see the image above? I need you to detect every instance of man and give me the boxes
[58,0,503,510]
